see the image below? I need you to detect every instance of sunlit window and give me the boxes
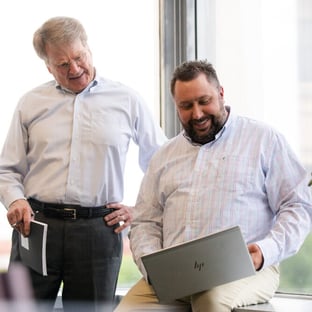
[196,0,312,295]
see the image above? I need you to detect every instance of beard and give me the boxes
[182,107,228,145]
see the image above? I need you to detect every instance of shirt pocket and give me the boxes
[83,111,130,147]
[213,155,256,194]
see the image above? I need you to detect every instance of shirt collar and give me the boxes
[55,69,99,94]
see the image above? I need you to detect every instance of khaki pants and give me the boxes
[115,265,279,312]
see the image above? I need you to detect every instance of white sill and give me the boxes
[233,293,312,312]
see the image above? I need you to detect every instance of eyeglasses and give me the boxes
[49,50,88,73]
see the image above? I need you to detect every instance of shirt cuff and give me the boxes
[255,238,280,269]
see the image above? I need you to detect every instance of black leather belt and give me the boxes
[28,198,113,220]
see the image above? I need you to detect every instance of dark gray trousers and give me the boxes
[10,211,122,312]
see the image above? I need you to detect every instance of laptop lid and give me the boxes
[141,226,256,303]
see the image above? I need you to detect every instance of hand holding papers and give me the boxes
[19,220,48,276]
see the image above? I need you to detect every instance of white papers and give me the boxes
[19,220,48,276]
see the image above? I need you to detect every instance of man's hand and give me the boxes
[104,203,133,233]
[7,199,34,237]
[248,243,264,271]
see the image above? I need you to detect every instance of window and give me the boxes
[160,0,312,296]
[172,0,312,295]
[0,0,159,289]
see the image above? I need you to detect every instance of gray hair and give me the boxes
[33,16,88,61]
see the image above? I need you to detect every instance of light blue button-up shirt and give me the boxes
[0,73,167,208]
[130,108,312,277]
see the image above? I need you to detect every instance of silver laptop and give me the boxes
[141,225,256,303]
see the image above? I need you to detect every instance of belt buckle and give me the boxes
[63,208,77,220]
